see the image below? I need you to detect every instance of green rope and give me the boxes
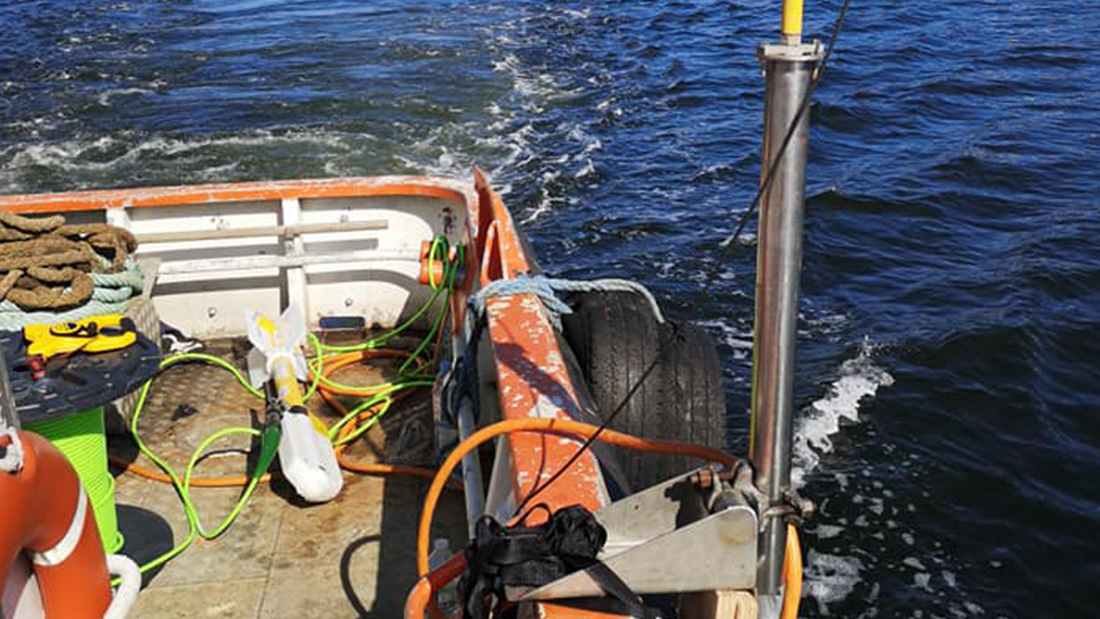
[25,406,123,553]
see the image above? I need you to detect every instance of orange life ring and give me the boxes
[1,430,112,618]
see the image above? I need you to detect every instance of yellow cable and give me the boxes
[782,0,804,40]
[782,523,803,619]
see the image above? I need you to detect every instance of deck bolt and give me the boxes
[344,298,353,307]
[207,307,217,318]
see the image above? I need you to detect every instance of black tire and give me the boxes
[562,291,727,489]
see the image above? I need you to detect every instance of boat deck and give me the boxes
[107,336,466,619]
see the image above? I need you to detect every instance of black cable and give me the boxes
[511,0,853,519]
[512,324,682,518]
[720,0,852,252]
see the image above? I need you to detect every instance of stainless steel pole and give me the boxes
[750,39,822,596]
[456,395,485,538]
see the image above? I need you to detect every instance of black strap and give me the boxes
[587,561,661,619]
[459,505,657,618]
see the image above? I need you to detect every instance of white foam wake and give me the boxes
[792,338,894,488]
[803,551,866,616]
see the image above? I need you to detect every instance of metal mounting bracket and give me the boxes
[512,468,758,601]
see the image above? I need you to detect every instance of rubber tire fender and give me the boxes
[562,291,728,490]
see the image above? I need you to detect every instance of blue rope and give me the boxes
[468,275,665,324]
[0,259,144,330]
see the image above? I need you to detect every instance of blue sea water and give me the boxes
[2,0,1098,616]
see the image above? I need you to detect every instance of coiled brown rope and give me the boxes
[0,211,64,233]
[0,212,138,310]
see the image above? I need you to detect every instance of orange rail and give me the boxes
[0,176,470,213]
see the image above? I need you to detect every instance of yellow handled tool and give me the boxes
[25,314,137,360]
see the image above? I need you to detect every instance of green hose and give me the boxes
[120,353,275,580]
[25,406,124,553]
[117,236,463,578]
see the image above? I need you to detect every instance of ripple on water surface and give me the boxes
[2,0,1099,616]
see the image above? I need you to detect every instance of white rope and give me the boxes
[0,426,23,473]
[0,258,144,330]
[104,554,142,619]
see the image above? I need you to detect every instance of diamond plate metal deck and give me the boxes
[107,336,464,619]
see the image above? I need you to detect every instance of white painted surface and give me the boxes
[105,193,467,339]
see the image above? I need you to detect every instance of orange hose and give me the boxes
[112,456,441,489]
[110,455,273,487]
[114,347,449,489]
[404,576,433,619]
[308,348,417,396]
[781,523,803,619]
[318,354,462,490]
[405,552,468,619]
[416,418,740,576]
